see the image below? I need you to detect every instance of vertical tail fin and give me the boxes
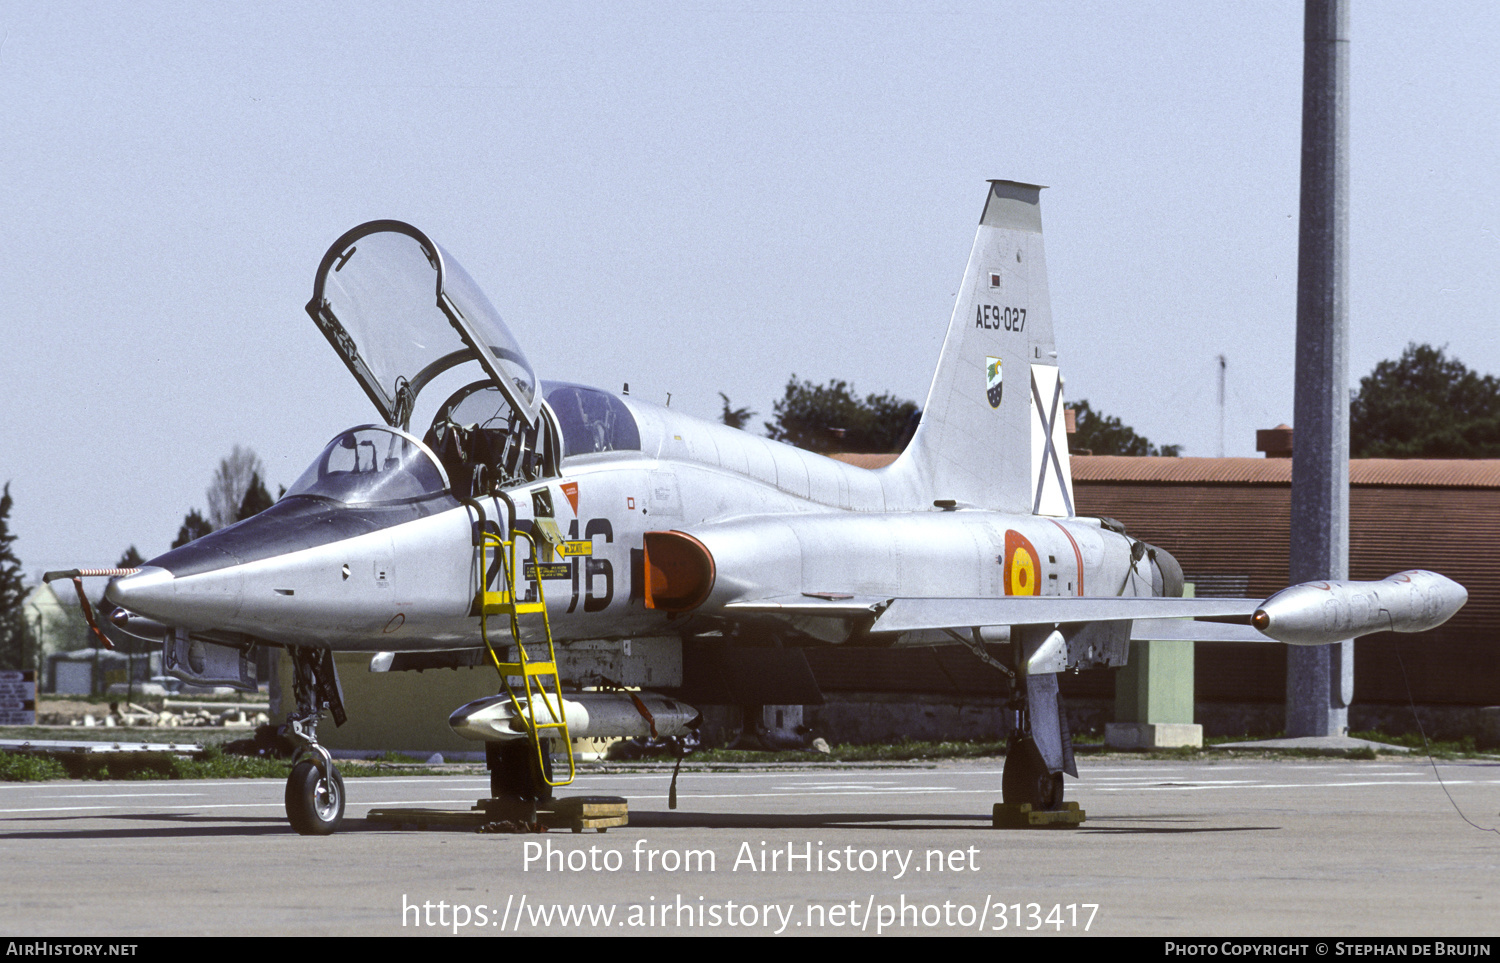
[894,181,1075,516]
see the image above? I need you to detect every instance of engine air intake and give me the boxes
[643,531,715,612]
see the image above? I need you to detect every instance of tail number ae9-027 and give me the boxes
[976,304,1026,332]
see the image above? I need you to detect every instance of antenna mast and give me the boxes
[1217,354,1227,457]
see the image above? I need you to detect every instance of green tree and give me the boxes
[206,446,267,529]
[1350,343,1500,458]
[117,546,145,569]
[236,472,275,521]
[171,509,213,549]
[1069,399,1181,456]
[765,376,919,454]
[0,484,33,671]
[718,392,756,431]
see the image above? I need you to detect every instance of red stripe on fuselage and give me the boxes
[1047,519,1084,596]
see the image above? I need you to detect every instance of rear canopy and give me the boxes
[306,220,540,431]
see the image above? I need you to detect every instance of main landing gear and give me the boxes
[999,638,1076,813]
[995,674,1085,828]
[282,647,348,835]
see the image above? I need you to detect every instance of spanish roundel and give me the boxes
[1004,529,1040,597]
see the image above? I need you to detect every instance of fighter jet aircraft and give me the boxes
[98,181,1467,834]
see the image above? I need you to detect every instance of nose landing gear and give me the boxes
[286,752,346,835]
[282,647,348,835]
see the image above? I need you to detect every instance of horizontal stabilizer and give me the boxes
[871,570,1466,646]
[873,596,1258,634]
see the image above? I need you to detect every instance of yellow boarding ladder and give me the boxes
[476,528,576,788]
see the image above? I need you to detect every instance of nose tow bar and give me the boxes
[42,568,142,650]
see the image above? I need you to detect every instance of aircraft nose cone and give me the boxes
[105,561,248,631]
[104,566,175,616]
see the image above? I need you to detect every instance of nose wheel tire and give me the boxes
[1002,736,1064,811]
[286,760,345,835]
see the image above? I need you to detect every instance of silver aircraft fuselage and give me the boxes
[109,399,1157,654]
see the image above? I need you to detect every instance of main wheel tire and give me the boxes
[285,760,345,835]
[1002,737,1064,811]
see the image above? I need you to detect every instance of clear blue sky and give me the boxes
[2,1,1496,575]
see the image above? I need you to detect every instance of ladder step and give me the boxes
[495,662,557,677]
[481,599,547,616]
[475,533,575,789]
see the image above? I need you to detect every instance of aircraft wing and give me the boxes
[724,594,1266,641]
[727,596,1263,628]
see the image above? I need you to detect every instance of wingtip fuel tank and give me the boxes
[1251,570,1467,646]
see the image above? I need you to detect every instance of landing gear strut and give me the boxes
[1000,634,1075,812]
[282,647,347,835]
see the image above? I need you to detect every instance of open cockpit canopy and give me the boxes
[306,220,540,432]
[308,220,558,493]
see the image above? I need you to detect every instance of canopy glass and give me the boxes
[306,220,539,431]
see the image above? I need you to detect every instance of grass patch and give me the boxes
[1348,729,1477,758]
[0,724,247,749]
[0,745,472,782]
[3,727,1490,783]
[0,752,68,781]
[40,746,294,781]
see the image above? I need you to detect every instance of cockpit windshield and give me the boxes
[285,426,450,505]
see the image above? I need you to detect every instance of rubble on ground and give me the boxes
[37,699,269,730]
